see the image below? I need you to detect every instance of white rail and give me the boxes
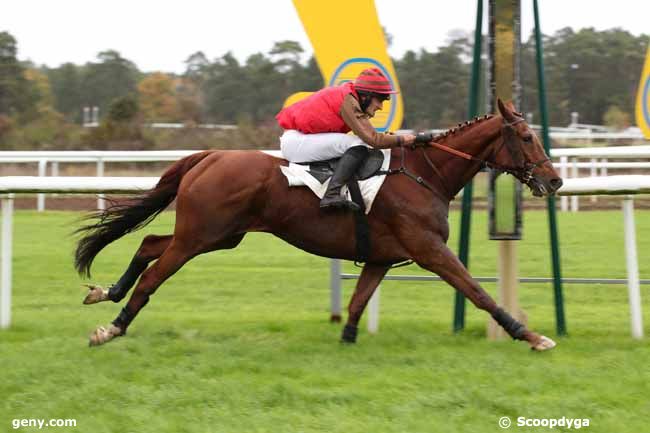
[0,150,283,211]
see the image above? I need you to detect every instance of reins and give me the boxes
[386,118,551,197]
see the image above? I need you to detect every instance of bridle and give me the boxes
[385,117,551,199]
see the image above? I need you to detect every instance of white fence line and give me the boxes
[0,151,283,211]
[1,145,649,214]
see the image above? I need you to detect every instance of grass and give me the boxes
[1,208,649,433]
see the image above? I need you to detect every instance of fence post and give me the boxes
[622,196,643,339]
[97,158,105,210]
[37,160,47,212]
[367,286,380,334]
[590,158,597,203]
[560,156,568,211]
[330,259,342,322]
[1,194,13,329]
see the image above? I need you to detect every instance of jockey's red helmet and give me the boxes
[354,68,398,94]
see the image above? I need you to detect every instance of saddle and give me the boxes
[296,148,386,184]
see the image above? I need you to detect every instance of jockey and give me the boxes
[276,67,417,211]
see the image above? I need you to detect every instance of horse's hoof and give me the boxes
[83,285,109,305]
[88,324,122,347]
[341,324,358,344]
[531,335,556,351]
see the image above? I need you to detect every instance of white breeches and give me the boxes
[279,129,370,162]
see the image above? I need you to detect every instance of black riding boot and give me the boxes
[320,146,368,211]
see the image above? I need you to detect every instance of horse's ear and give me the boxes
[497,98,517,122]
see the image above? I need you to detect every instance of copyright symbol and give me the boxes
[499,416,511,429]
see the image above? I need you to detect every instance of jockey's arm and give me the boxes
[340,94,415,148]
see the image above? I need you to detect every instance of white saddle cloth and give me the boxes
[279,149,391,215]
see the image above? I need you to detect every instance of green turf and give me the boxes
[1,209,649,433]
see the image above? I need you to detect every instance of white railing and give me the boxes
[553,146,650,212]
[0,150,283,211]
[1,145,649,213]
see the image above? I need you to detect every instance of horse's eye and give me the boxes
[522,135,533,143]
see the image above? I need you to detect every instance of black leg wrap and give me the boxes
[111,305,137,334]
[109,257,147,302]
[492,307,526,340]
[341,324,358,343]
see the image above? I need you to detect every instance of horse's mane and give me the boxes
[432,114,496,142]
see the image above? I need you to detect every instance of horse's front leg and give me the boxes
[341,263,390,343]
[414,238,556,351]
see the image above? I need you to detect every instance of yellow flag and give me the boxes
[635,45,650,139]
[287,0,403,132]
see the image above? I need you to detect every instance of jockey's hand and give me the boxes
[401,134,417,146]
[414,132,434,144]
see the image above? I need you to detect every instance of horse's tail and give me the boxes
[74,151,213,277]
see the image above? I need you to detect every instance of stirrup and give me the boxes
[320,197,360,211]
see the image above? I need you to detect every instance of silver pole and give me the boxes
[97,158,105,210]
[329,259,342,322]
[1,195,13,329]
[622,196,643,339]
[37,160,47,211]
[367,286,380,334]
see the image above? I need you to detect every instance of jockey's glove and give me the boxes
[415,132,434,144]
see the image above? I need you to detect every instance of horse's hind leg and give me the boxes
[88,234,246,346]
[341,263,390,343]
[83,234,172,305]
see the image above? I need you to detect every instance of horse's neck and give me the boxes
[421,116,503,198]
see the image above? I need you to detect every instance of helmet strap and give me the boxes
[358,91,372,114]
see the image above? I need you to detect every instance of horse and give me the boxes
[76,99,562,350]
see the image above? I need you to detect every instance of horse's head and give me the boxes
[493,99,562,197]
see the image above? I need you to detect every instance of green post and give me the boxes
[454,0,483,333]
[533,0,566,335]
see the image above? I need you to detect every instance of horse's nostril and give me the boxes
[550,178,563,190]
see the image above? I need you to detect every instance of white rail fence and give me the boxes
[0,175,647,340]
[2,145,650,212]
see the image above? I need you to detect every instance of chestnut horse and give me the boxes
[76,100,562,350]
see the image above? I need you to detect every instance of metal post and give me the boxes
[37,160,47,211]
[1,195,13,329]
[367,286,380,334]
[622,196,643,339]
[97,158,105,210]
[453,0,483,333]
[534,0,566,335]
[330,259,342,322]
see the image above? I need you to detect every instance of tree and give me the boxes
[603,105,630,130]
[47,63,83,122]
[138,72,180,122]
[522,28,649,125]
[269,40,304,72]
[80,50,139,120]
[0,31,30,117]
